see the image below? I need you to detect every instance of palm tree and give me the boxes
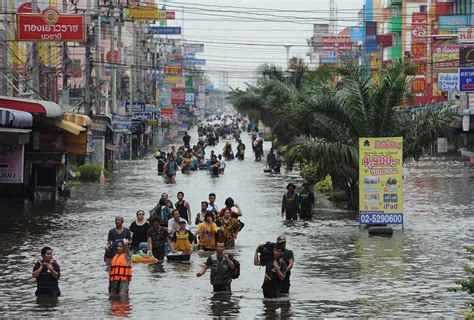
[284,60,457,210]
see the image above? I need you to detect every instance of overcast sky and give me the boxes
[162,0,364,89]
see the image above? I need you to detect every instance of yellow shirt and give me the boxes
[174,230,193,252]
[196,222,218,249]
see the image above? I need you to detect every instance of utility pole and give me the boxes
[30,0,40,99]
[61,0,69,108]
[84,0,92,114]
[116,5,123,110]
[94,0,101,114]
[283,43,292,70]
[109,4,116,114]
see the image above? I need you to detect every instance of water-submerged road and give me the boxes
[0,129,472,318]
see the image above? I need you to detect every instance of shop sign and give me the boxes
[185,92,195,105]
[17,9,86,41]
[438,73,459,91]
[160,84,172,107]
[184,43,204,54]
[125,101,145,113]
[33,132,63,150]
[411,12,427,41]
[411,42,427,57]
[433,45,459,68]
[359,137,403,225]
[458,27,474,43]
[321,35,352,51]
[459,67,474,92]
[164,65,183,76]
[350,26,364,42]
[112,114,132,133]
[171,88,185,105]
[439,15,468,31]
[412,77,426,93]
[0,145,24,183]
[133,112,153,120]
[163,77,184,84]
[160,108,174,118]
[459,46,474,66]
[149,26,181,35]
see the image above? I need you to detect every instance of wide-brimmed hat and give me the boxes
[286,183,296,190]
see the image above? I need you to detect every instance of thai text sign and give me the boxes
[125,7,175,20]
[438,73,459,91]
[321,35,352,51]
[164,65,183,76]
[412,77,426,93]
[17,9,85,41]
[459,67,474,92]
[439,15,468,31]
[0,145,24,183]
[359,137,403,225]
[433,45,459,68]
[171,88,185,105]
[160,108,174,118]
[149,26,181,35]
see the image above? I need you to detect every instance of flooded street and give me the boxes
[0,130,473,318]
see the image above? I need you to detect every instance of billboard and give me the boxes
[164,65,183,76]
[459,46,474,66]
[432,45,459,68]
[0,145,24,184]
[184,43,204,53]
[125,7,175,20]
[125,102,145,113]
[185,92,195,105]
[321,35,352,51]
[359,137,403,225]
[438,15,468,31]
[438,73,459,91]
[459,67,474,92]
[350,26,364,42]
[16,9,85,41]
[159,84,172,107]
[171,88,186,105]
[160,108,174,118]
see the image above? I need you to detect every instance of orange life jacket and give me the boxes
[110,253,132,282]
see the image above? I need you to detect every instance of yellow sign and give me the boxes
[163,77,184,84]
[359,137,403,225]
[125,7,169,20]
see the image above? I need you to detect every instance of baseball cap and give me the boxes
[277,235,286,243]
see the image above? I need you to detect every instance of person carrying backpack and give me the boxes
[196,241,240,292]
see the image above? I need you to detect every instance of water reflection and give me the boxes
[35,295,59,310]
[207,292,240,318]
[261,298,292,319]
[108,296,132,318]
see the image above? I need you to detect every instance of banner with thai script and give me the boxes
[359,137,403,225]
[17,9,85,41]
[0,145,24,183]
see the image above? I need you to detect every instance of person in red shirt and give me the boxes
[218,197,244,231]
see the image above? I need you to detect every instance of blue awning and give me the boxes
[0,108,33,128]
[463,109,474,116]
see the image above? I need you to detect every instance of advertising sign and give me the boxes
[320,51,339,63]
[439,15,468,31]
[125,102,145,113]
[149,26,181,35]
[185,58,206,66]
[376,34,393,47]
[438,73,459,91]
[365,21,377,54]
[172,88,186,105]
[458,27,474,43]
[112,114,132,133]
[350,26,364,42]
[459,46,474,66]
[160,108,174,118]
[17,9,85,41]
[0,145,24,183]
[164,65,183,76]
[185,92,195,106]
[412,77,426,93]
[184,43,204,53]
[432,45,459,68]
[185,76,193,90]
[125,7,175,20]
[163,77,184,84]
[411,42,427,57]
[459,67,474,92]
[411,12,427,40]
[321,35,352,51]
[133,112,154,120]
[359,137,403,225]
[160,84,172,107]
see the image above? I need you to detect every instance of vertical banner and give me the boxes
[359,137,403,225]
[0,145,25,183]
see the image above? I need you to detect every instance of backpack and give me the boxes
[257,242,275,266]
[229,255,240,279]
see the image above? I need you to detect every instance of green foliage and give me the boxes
[78,164,110,181]
[299,162,324,185]
[315,175,333,194]
[327,190,347,202]
[449,246,474,319]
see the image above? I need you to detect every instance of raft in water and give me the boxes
[132,253,158,263]
[166,252,191,262]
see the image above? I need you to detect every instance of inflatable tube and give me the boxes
[368,226,393,236]
[132,254,158,263]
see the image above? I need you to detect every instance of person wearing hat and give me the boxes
[281,183,299,220]
[276,235,294,295]
[299,181,315,220]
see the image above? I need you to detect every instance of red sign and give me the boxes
[376,35,393,47]
[411,58,427,75]
[411,12,427,42]
[166,11,175,19]
[171,88,185,105]
[17,2,40,13]
[160,108,174,118]
[106,50,119,63]
[164,65,183,76]
[412,78,426,93]
[17,9,86,41]
[411,42,427,57]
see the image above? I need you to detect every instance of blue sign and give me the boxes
[133,112,154,120]
[359,213,403,225]
[184,53,195,59]
[439,15,468,31]
[149,27,182,35]
[185,58,206,66]
[112,114,132,133]
[350,26,364,42]
[459,68,474,92]
[320,51,339,64]
[438,73,459,92]
[185,92,194,106]
[125,102,145,113]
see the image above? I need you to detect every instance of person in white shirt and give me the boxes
[218,154,226,174]
[168,209,190,234]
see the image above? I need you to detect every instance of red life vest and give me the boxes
[109,253,132,282]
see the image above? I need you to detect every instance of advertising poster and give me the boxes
[359,137,403,225]
[0,145,24,183]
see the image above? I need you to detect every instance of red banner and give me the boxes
[411,42,427,57]
[171,88,185,105]
[164,65,183,76]
[17,9,85,41]
[412,78,426,93]
[160,108,174,118]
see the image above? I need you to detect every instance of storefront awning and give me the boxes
[0,108,33,128]
[0,127,32,145]
[63,113,92,127]
[0,96,62,118]
[36,117,86,135]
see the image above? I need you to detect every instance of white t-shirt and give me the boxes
[219,159,226,169]
[167,218,190,234]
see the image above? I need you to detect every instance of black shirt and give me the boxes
[262,259,287,292]
[33,261,60,290]
[130,221,151,246]
[282,249,294,275]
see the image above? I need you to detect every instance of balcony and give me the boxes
[387,16,402,33]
